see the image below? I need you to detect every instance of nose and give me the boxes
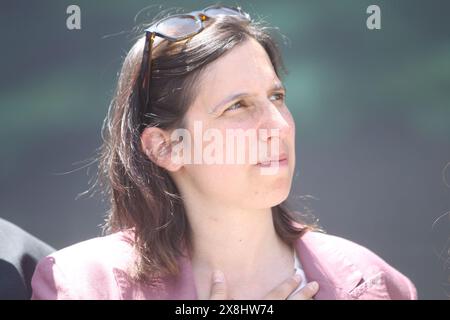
[257,100,292,143]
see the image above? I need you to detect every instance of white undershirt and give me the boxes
[288,248,308,298]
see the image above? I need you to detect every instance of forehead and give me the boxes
[194,38,280,106]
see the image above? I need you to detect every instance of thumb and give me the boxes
[209,270,228,300]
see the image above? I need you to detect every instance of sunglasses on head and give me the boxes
[137,5,251,110]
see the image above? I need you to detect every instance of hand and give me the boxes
[209,270,319,300]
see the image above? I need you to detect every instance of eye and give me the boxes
[224,100,247,112]
[270,92,285,102]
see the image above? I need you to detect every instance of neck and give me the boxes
[184,198,294,299]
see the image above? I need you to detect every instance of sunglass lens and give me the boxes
[155,15,202,39]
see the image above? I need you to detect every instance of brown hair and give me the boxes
[96,9,321,281]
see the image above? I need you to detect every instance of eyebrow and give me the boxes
[209,82,286,114]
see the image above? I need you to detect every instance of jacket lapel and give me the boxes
[116,229,389,299]
[113,250,199,300]
[295,230,390,299]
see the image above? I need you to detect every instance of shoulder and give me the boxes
[31,231,135,300]
[302,230,418,299]
[45,231,134,265]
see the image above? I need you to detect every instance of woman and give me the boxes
[31,5,417,300]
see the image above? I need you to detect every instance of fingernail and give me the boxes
[309,281,319,290]
[213,270,224,283]
[293,274,302,282]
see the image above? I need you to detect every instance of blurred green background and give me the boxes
[0,0,449,299]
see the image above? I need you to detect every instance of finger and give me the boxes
[287,281,319,300]
[209,270,228,300]
[263,274,302,300]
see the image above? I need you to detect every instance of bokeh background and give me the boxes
[1,0,449,299]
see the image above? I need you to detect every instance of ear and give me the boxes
[140,127,182,172]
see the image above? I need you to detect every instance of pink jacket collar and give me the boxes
[113,229,389,300]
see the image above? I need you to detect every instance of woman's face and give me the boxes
[171,37,296,210]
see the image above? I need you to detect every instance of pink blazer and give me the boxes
[31,229,418,300]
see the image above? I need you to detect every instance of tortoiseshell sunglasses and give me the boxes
[138,5,251,109]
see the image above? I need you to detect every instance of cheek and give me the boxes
[282,108,296,171]
[284,108,296,134]
[185,163,249,198]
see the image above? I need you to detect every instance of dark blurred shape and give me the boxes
[0,218,55,300]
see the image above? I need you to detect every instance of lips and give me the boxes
[257,153,288,166]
